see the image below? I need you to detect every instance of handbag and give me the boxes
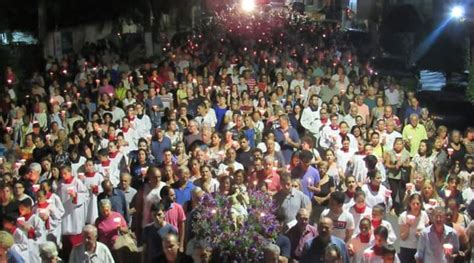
[113,232,138,252]
[400,166,411,184]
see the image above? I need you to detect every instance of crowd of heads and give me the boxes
[0,7,473,263]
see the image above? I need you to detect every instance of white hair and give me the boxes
[39,241,58,258]
[29,162,42,173]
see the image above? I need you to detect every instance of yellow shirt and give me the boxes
[402,124,428,157]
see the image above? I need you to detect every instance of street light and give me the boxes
[450,5,465,19]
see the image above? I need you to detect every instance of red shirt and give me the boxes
[164,202,186,231]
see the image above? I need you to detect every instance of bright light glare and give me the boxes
[450,6,464,18]
[241,0,256,12]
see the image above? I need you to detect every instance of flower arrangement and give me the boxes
[193,190,280,262]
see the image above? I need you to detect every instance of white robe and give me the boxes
[134,114,152,139]
[12,228,30,263]
[58,178,89,235]
[46,193,65,246]
[119,128,139,151]
[71,157,87,178]
[95,158,121,187]
[24,213,46,263]
[82,173,104,224]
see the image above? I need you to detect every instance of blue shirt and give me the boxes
[7,249,25,263]
[151,137,172,165]
[145,96,164,127]
[274,127,300,164]
[301,235,349,263]
[404,106,421,122]
[213,105,228,131]
[97,188,129,222]
[300,166,321,199]
[415,224,459,263]
[173,182,196,206]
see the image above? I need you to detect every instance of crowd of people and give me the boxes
[0,7,473,263]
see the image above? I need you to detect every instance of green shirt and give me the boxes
[402,124,428,157]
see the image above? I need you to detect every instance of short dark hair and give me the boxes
[330,191,345,205]
[299,150,313,163]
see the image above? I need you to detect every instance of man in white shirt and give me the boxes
[383,119,402,151]
[321,191,355,243]
[300,95,322,138]
[69,224,114,263]
[194,102,217,130]
[415,207,459,263]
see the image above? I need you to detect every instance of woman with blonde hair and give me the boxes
[419,179,444,211]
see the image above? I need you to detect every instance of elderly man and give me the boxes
[184,120,202,149]
[300,217,350,263]
[263,243,281,263]
[286,208,318,261]
[402,114,428,157]
[69,225,114,263]
[415,207,460,263]
[39,241,61,263]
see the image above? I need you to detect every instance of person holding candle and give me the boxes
[349,191,372,232]
[348,217,373,263]
[361,170,392,210]
[399,193,430,263]
[447,130,467,164]
[58,166,88,259]
[297,150,321,200]
[362,225,400,263]
[385,137,411,214]
[82,159,104,224]
[419,179,444,212]
[402,114,428,158]
[95,199,128,260]
[415,207,460,263]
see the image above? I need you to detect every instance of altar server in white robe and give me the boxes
[58,166,89,257]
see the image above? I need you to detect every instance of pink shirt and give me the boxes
[265,172,281,193]
[356,103,370,124]
[96,211,127,247]
[99,85,115,96]
[164,202,186,232]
